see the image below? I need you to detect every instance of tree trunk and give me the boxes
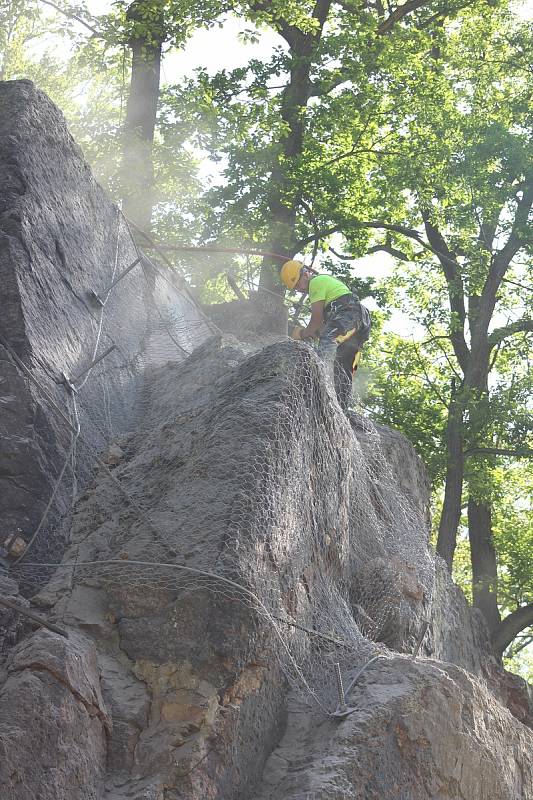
[120,2,164,232]
[467,496,501,634]
[258,1,332,318]
[258,55,314,303]
[491,603,533,660]
[255,60,311,329]
[436,390,464,569]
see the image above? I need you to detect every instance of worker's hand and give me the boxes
[291,326,304,340]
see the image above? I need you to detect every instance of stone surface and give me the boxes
[0,80,211,571]
[0,573,29,662]
[353,418,431,526]
[0,629,109,799]
[2,330,532,799]
[429,556,492,675]
[0,80,130,564]
[252,656,533,800]
[18,334,527,800]
[0,81,531,800]
[4,326,532,800]
[205,293,288,337]
[6,335,423,796]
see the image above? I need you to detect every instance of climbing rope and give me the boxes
[124,215,302,311]
[127,218,289,263]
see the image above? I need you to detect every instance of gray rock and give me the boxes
[30,338,473,798]
[252,656,533,800]
[6,328,532,800]
[429,556,492,674]
[0,80,212,576]
[0,82,530,800]
[0,629,109,799]
[205,293,288,336]
[0,573,28,661]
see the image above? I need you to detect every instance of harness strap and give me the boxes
[351,350,362,373]
[335,327,356,345]
[326,293,355,312]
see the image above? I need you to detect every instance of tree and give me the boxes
[10,0,228,230]
[1,0,218,248]
[116,0,227,229]
[169,0,492,314]
[361,11,532,657]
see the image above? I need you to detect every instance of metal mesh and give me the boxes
[6,211,214,576]
[7,215,434,716]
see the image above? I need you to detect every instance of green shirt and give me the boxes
[308,274,351,307]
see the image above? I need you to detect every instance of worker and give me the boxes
[280,260,371,411]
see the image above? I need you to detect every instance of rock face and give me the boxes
[430,557,493,675]
[205,295,288,337]
[0,82,531,800]
[253,656,533,800]
[0,80,211,569]
[0,629,110,800]
[26,340,411,799]
[0,337,528,800]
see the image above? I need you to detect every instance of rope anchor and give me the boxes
[331,661,357,719]
[88,256,141,306]
[61,345,117,393]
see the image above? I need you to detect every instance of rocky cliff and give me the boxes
[0,80,531,800]
[0,79,212,573]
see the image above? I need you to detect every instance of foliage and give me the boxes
[360,7,532,656]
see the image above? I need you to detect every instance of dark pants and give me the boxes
[316,295,371,411]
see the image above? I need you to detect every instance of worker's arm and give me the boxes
[300,301,325,339]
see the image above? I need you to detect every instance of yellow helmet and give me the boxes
[280,259,304,290]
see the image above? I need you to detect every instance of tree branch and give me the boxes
[507,634,533,657]
[422,321,463,383]
[411,340,449,407]
[38,0,102,36]
[420,210,470,372]
[331,240,419,262]
[488,317,533,350]
[226,273,246,300]
[477,179,533,336]
[320,143,403,168]
[492,180,533,275]
[377,0,429,34]
[329,245,356,260]
[297,218,467,270]
[299,198,321,265]
[274,0,332,48]
[296,220,425,249]
[464,447,533,458]
[501,276,533,294]
[491,603,533,658]
[367,243,410,261]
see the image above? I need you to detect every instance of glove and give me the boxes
[291,326,304,340]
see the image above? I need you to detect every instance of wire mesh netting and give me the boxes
[4,210,215,575]
[5,213,434,717]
